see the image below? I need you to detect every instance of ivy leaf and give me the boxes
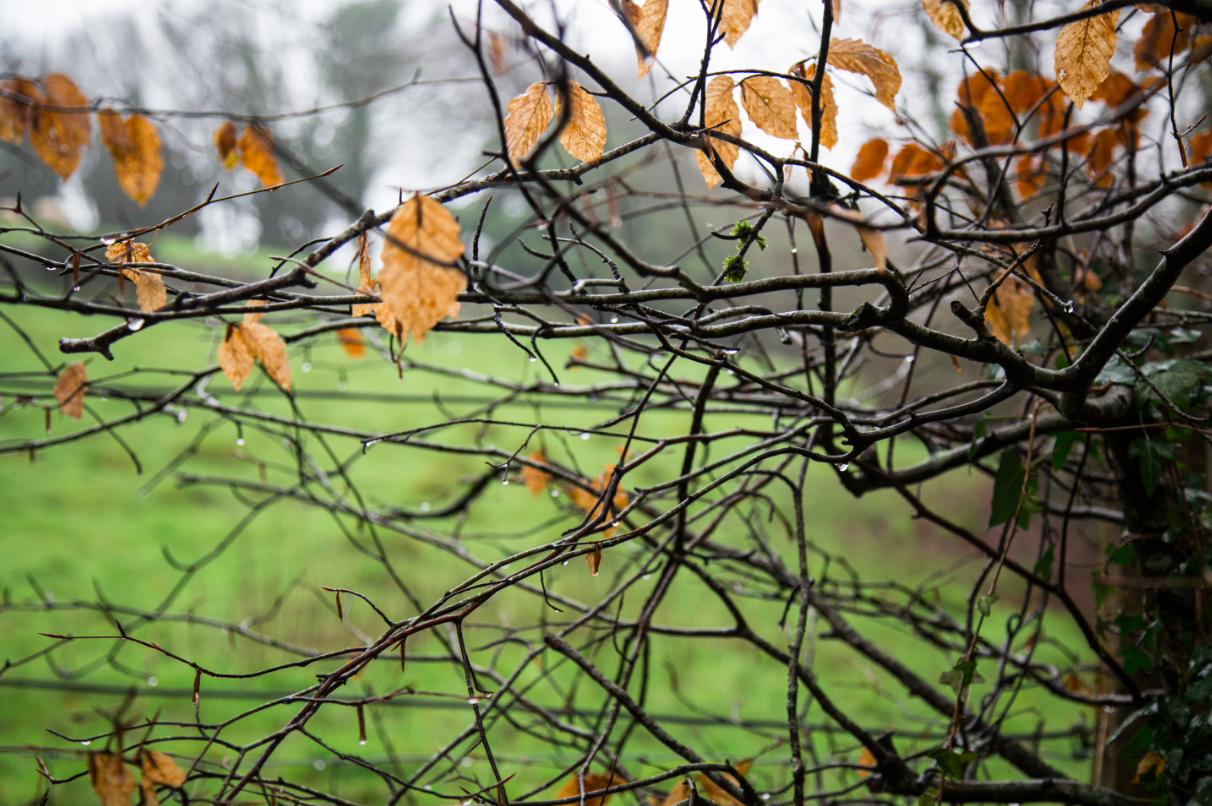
[927,747,979,779]
[1128,438,1176,498]
[1034,543,1055,581]
[1051,430,1082,471]
[989,449,1025,527]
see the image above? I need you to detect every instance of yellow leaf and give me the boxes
[242,299,267,326]
[523,451,552,495]
[586,542,602,576]
[105,241,154,265]
[1054,1,1119,109]
[0,78,42,143]
[99,110,163,205]
[30,73,91,180]
[338,328,365,357]
[504,82,553,167]
[242,322,292,391]
[237,123,284,187]
[218,324,255,391]
[554,82,607,163]
[378,194,466,343]
[626,0,669,79]
[88,751,136,806]
[141,750,186,788]
[922,0,968,40]
[857,746,877,777]
[556,771,618,806]
[851,137,889,181]
[739,76,798,140]
[788,63,837,150]
[213,121,239,170]
[54,361,88,421]
[826,38,901,111]
[696,75,742,188]
[719,0,760,48]
[1133,750,1165,784]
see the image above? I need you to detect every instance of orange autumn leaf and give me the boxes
[238,123,284,187]
[857,746,877,777]
[718,0,760,48]
[624,0,669,79]
[1015,153,1047,198]
[218,324,255,391]
[585,541,602,576]
[554,81,607,162]
[214,121,239,169]
[556,771,618,806]
[0,78,43,143]
[106,241,167,312]
[985,274,1035,345]
[1090,70,1142,108]
[504,82,553,167]
[1135,9,1194,71]
[88,752,136,806]
[826,38,901,111]
[696,75,742,188]
[242,322,292,390]
[739,76,799,140]
[1133,750,1166,784]
[141,750,186,789]
[1054,1,1119,109]
[788,62,837,150]
[851,137,889,182]
[30,73,91,180]
[378,194,466,343]
[522,451,553,495]
[888,142,944,184]
[1086,128,1119,186]
[54,361,88,421]
[352,232,380,318]
[1190,127,1212,164]
[950,69,1003,145]
[337,328,365,357]
[696,761,752,805]
[922,0,968,40]
[99,110,163,205]
[1002,70,1052,115]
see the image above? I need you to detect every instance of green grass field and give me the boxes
[0,259,1099,804]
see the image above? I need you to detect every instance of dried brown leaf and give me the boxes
[504,82,553,167]
[585,542,602,576]
[123,268,167,312]
[922,0,968,40]
[1190,127,1212,164]
[855,225,887,271]
[238,123,284,187]
[105,241,154,265]
[1002,70,1051,115]
[88,751,136,806]
[1133,750,1165,784]
[1015,153,1047,198]
[1086,127,1119,186]
[826,38,901,111]
[523,451,553,495]
[851,137,889,181]
[556,771,618,806]
[218,324,255,391]
[214,121,239,170]
[719,0,760,48]
[378,194,466,343]
[628,0,669,79]
[696,75,742,188]
[0,78,42,143]
[99,111,163,205]
[242,322,292,390]
[695,761,752,805]
[488,32,509,75]
[30,73,91,179]
[1135,10,1194,71]
[888,142,944,183]
[554,82,607,163]
[54,361,88,421]
[985,275,1035,345]
[141,750,186,789]
[787,63,837,149]
[857,747,877,777]
[1054,1,1119,109]
[739,76,798,140]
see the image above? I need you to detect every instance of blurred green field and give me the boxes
[0,263,1098,804]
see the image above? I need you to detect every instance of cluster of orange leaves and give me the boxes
[217,301,292,391]
[552,761,752,806]
[88,749,185,806]
[0,74,162,205]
